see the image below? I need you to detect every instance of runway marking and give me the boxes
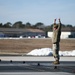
[0,56,75,61]
[0,72,74,75]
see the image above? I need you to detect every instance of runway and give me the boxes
[0,56,75,75]
[0,56,75,61]
[0,72,74,75]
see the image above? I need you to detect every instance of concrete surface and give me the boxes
[0,56,75,75]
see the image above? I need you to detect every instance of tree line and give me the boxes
[0,21,75,31]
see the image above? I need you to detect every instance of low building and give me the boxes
[48,28,75,39]
[0,28,45,38]
[0,32,5,37]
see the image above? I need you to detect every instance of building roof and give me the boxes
[61,27,75,32]
[49,27,75,32]
[0,28,44,33]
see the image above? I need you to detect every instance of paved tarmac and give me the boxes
[0,72,75,75]
[0,56,75,61]
[0,56,75,75]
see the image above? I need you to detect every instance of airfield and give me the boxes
[0,56,75,75]
[0,38,75,54]
[0,38,75,75]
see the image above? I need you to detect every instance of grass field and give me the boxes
[0,38,75,54]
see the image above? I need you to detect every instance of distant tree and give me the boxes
[50,24,53,29]
[34,22,45,29]
[25,22,31,28]
[12,21,25,28]
[44,25,51,32]
[22,24,26,28]
[66,24,73,27]
[0,20,74,30]
[0,23,3,27]
[3,22,12,28]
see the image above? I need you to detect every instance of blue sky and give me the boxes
[0,0,75,26]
